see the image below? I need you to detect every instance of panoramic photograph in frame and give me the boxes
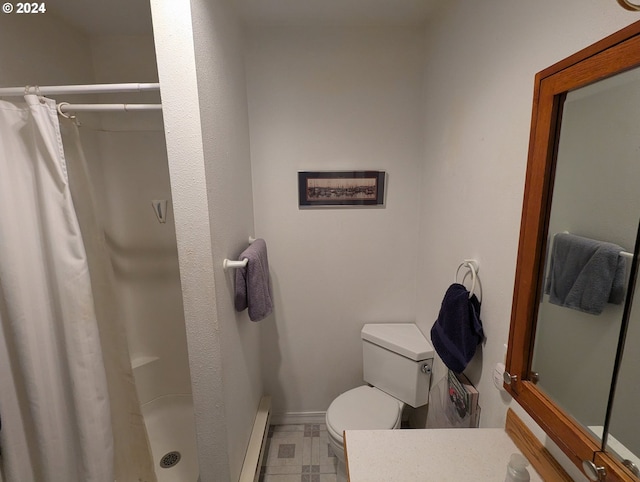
[298,171,386,207]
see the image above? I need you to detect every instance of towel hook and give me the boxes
[455,259,480,299]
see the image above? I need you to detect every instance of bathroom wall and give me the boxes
[415,0,637,475]
[190,1,263,478]
[0,13,93,89]
[246,26,425,417]
[150,0,262,480]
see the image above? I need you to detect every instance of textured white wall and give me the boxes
[246,26,425,416]
[150,1,231,480]
[189,1,263,479]
[416,1,637,477]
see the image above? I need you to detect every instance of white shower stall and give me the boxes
[0,10,201,482]
[77,91,198,482]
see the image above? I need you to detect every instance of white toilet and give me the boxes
[325,323,434,476]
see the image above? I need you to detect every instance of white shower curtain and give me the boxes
[0,95,113,481]
[59,117,157,482]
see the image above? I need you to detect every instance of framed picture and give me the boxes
[298,171,386,207]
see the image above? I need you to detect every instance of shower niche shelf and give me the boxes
[132,355,160,370]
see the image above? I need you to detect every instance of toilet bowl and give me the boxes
[325,323,434,477]
[325,385,403,463]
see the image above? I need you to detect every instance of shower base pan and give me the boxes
[142,394,198,482]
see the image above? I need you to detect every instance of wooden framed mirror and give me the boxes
[506,19,640,482]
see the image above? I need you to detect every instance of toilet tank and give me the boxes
[361,323,434,408]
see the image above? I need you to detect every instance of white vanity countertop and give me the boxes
[345,428,543,482]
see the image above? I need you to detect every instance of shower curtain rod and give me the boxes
[58,103,162,114]
[0,82,160,96]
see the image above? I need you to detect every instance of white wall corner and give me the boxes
[149,0,230,480]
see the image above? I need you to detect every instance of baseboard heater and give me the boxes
[239,395,271,482]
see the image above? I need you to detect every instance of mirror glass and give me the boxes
[606,251,640,474]
[530,65,640,446]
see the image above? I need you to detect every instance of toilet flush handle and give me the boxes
[421,364,431,375]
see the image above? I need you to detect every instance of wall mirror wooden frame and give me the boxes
[506,19,640,482]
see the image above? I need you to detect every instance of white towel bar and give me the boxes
[223,237,258,271]
[223,258,248,271]
[561,231,633,259]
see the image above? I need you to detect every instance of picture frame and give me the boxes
[298,171,386,207]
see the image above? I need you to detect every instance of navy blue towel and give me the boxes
[430,283,484,373]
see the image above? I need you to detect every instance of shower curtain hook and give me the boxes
[24,85,30,96]
[57,102,81,126]
[34,85,45,103]
[57,102,72,119]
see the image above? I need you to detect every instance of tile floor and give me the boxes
[259,423,338,482]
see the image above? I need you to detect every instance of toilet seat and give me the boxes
[326,385,403,443]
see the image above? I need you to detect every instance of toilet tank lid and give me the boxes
[361,323,434,361]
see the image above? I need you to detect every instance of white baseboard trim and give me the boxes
[239,396,271,482]
[270,411,326,425]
